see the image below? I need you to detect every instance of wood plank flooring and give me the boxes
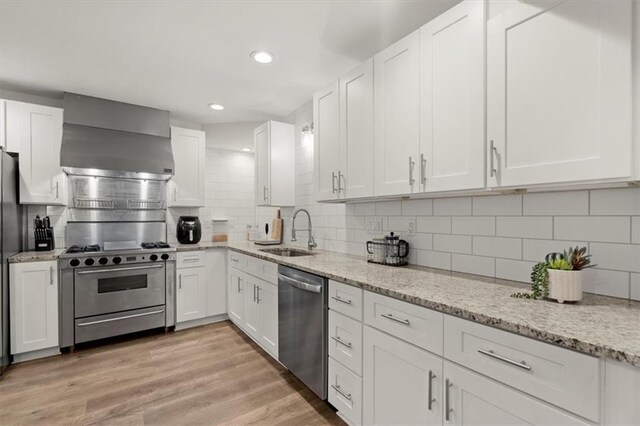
[0,321,344,425]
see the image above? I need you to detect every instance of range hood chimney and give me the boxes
[60,93,174,180]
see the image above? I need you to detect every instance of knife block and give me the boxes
[35,228,55,251]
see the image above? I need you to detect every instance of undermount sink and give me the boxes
[259,248,315,257]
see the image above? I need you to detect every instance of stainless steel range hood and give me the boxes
[60,93,174,180]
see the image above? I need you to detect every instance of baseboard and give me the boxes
[13,347,61,363]
[175,313,229,331]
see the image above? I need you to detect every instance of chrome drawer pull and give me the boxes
[331,384,352,401]
[427,370,435,411]
[331,295,352,305]
[77,264,164,274]
[445,378,453,421]
[381,313,410,326]
[331,335,352,348]
[477,349,532,371]
[77,308,165,327]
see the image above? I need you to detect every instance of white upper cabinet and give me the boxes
[420,0,485,193]
[168,126,205,207]
[374,31,421,197]
[313,82,341,202]
[0,100,6,149]
[254,121,295,206]
[5,101,66,205]
[340,59,374,199]
[487,0,634,188]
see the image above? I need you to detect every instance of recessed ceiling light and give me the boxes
[242,148,251,152]
[251,51,274,64]
[208,103,224,110]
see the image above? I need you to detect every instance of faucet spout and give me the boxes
[291,208,317,250]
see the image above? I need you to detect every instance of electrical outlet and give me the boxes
[366,218,383,235]
[407,218,417,235]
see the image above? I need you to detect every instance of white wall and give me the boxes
[202,121,262,152]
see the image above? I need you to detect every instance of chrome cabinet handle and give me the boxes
[77,264,164,274]
[490,140,497,177]
[173,187,177,201]
[331,335,352,348]
[263,186,268,201]
[381,312,410,326]
[477,349,532,371]
[445,378,453,421]
[331,384,352,401]
[237,276,241,292]
[183,258,199,263]
[420,154,427,185]
[338,171,344,193]
[256,286,261,304]
[231,258,239,263]
[331,172,337,194]
[409,156,415,185]
[428,370,435,411]
[178,273,182,290]
[50,266,54,285]
[55,181,59,199]
[253,284,257,302]
[331,295,352,305]
[77,308,165,327]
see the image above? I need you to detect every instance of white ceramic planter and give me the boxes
[547,269,583,303]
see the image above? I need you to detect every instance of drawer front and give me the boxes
[177,251,205,268]
[244,255,277,284]
[228,251,245,269]
[364,291,443,356]
[444,315,600,421]
[329,280,363,321]
[329,310,363,376]
[329,357,363,426]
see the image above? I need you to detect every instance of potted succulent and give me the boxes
[546,247,593,303]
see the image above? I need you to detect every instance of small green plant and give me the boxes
[547,258,572,270]
[512,262,548,299]
[563,246,593,270]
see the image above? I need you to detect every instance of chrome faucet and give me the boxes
[291,208,317,250]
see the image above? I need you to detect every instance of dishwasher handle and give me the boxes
[279,274,322,294]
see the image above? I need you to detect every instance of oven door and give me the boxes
[74,263,166,318]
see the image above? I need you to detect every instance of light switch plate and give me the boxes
[366,217,384,235]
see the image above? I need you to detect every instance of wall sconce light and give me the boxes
[301,122,314,151]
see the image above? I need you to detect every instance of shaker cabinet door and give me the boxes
[168,126,205,207]
[176,267,207,323]
[254,122,271,206]
[258,280,278,358]
[314,82,341,202]
[227,267,245,327]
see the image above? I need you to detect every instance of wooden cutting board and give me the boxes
[271,210,283,242]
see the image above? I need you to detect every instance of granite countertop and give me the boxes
[174,242,228,251]
[8,249,67,263]
[226,241,640,367]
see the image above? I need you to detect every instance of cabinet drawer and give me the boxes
[177,251,205,268]
[228,251,245,269]
[444,315,600,422]
[329,310,363,376]
[329,280,363,321]
[364,291,443,355]
[329,357,363,426]
[244,255,277,284]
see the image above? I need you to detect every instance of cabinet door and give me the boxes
[487,0,633,187]
[340,60,374,199]
[258,280,278,358]
[363,326,442,426]
[176,267,206,323]
[205,250,227,317]
[7,101,66,205]
[168,126,205,207]
[10,261,58,354]
[443,361,590,425]
[374,31,421,197]
[254,122,271,206]
[420,0,485,193]
[243,275,260,340]
[314,82,340,201]
[228,267,245,326]
[0,99,6,149]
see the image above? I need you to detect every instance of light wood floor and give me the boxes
[0,321,344,426]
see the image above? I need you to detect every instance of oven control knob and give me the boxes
[69,259,80,267]
[150,254,158,261]
[98,257,109,265]
[84,258,95,266]
[161,253,169,261]
[112,256,122,264]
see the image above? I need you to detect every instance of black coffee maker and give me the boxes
[177,216,202,244]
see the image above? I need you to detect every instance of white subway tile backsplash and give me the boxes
[416,250,451,270]
[590,188,640,216]
[473,236,521,260]
[433,197,472,216]
[632,217,640,244]
[417,216,451,234]
[473,194,522,216]
[589,243,640,273]
[452,217,495,236]
[583,269,630,299]
[376,200,402,216]
[405,233,433,251]
[433,234,472,254]
[523,191,589,216]
[522,239,588,262]
[402,199,433,216]
[452,254,495,277]
[631,274,640,301]
[554,217,631,244]
[495,259,536,283]
[497,217,553,239]
[354,202,376,216]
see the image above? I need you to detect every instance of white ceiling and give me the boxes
[0,0,461,124]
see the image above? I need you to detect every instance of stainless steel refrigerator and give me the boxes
[1,148,22,376]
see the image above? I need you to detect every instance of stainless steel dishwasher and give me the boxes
[278,265,328,399]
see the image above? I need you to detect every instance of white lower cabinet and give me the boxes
[227,266,245,327]
[176,265,206,323]
[443,361,590,426]
[329,357,363,426]
[363,325,442,426]
[10,261,59,355]
[243,274,261,340]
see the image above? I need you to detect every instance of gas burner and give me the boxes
[66,244,101,254]
[84,244,101,252]
[141,241,171,249]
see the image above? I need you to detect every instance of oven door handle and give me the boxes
[76,308,165,327]
[76,264,165,275]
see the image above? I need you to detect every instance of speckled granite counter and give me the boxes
[8,249,67,263]
[174,242,228,251]
[226,241,640,367]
